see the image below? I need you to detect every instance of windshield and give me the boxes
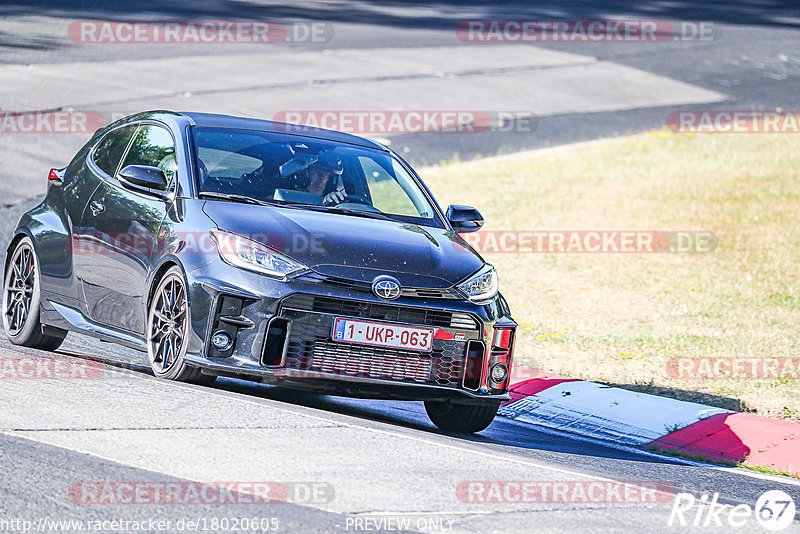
[191,127,441,227]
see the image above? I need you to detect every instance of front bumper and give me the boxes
[182,259,516,403]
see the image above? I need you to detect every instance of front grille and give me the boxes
[294,272,462,300]
[279,306,471,387]
[281,294,478,330]
[401,288,461,300]
[295,272,372,292]
[311,340,432,382]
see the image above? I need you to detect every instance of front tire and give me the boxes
[3,237,66,350]
[146,266,211,383]
[424,400,501,433]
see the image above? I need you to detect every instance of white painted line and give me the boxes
[18,357,800,491]
[122,371,800,487]
[159,380,632,484]
[0,365,653,486]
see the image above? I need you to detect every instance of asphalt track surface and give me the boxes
[3,334,800,533]
[1,1,799,532]
[0,1,798,164]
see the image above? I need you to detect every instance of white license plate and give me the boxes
[332,318,434,352]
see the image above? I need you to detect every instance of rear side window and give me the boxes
[119,125,178,182]
[92,125,137,176]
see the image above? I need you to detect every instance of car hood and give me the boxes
[202,202,484,288]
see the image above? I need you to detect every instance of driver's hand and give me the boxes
[323,190,347,204]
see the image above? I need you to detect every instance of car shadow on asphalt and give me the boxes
[53,345,695,467]
[210,377,699,467]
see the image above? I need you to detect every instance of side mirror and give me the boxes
[118,165,172,200]
[446,204,484,233]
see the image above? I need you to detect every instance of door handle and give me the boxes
[89,200,105,216]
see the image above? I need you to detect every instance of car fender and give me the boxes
[10,200,80,302]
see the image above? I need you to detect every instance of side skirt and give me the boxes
[45,300,147,352]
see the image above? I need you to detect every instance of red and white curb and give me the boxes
[500,369,800,477]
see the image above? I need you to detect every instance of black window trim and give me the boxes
[87,120,179,199]
[188,125,447,228]
[87,123,138,180]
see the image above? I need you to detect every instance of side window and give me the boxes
[118,125,178,183]
[198,147,262,179]
[358,157,425,217]
[91,125,137,176]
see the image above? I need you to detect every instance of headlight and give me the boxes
[457,264,499,303]
[211,229,307,279]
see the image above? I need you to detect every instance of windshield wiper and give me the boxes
[198,192,270,206]
[200,192,392,220]
[333,207,392,220]
[296,204,392,221]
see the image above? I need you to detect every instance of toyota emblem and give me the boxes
[372,276,401,300]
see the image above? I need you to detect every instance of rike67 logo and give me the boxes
[669,490,796,531]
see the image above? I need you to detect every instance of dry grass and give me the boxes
[421,130,800,421]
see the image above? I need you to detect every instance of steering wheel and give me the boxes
[197,158,209,182]
[326,193,371,207]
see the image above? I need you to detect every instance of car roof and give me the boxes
[178,111,388,151]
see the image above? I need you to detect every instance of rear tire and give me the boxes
[146,266,208,383]
[424,400,501,433]
[3,237,66,351]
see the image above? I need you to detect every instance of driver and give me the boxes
[305,153,346,205]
